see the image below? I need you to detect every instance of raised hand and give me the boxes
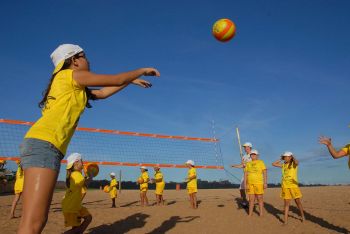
[142,68,160,77]
[132,78,152,88]
[319,136,332,146]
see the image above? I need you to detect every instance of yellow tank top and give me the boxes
[25,69,86,155]
[281,163,299,188]
[187,167,197,188]
[155,171,165,185]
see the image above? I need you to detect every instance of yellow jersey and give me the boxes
[281,163,299,188]
[14,165,24,193]
[187,167,197,188]
[25,69,87,155]
[109,178,118,195]
[139,171,149,190]
[155,171,165,186]
[62,171,85,213]
[341,144,350,168]
[245,160,266,185]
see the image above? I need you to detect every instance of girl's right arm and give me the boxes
[73,68,160,87]
[231,163,245,168]
[271,159,283,168]
[319,136,348,159]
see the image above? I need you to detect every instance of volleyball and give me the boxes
[137,178,144,184]
[84,163,99,178]
[103,185,110,193]
[212,18,236,42]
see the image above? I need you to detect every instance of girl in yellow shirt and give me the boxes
[185,160,197,209]
[151,166,165,205]
[272,151,305,224]
[109,172,118,208]
[244,150,267,216]
[138,166,149,206]
[18,44,160,233]
[9,160,24,219]
[62,153,93,234]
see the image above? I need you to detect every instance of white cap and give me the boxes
[50,44,83,73]
[282,151,293,157]
[185,160,195,166]
[110,172,116,177]
[250,149,259,155]
[140,166,147,170]
[66,153,82,169]
[242,142,252,148]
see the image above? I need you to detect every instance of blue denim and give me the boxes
[20,138,64,172]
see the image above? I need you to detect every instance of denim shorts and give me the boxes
[20,138,64,172]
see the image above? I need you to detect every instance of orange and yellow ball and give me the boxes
[84,163,99,178]
[212,18,236,42]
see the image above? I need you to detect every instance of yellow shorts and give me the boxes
[247,184,264,195]
[82,186,87,194]
[281,187,302,200]
[140,186,148,192]
[14,189,23,194]
[187,187,197,194]
[63,207,90,227]
[155,184,165,195]
[110,190,118,199]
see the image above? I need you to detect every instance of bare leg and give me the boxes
[10,193,21,219]
[283,199,290,224]
[140,192,144,206]
[193,193,197,209]
[144,191,149,206]
[257,195,264,216]
[248,194,255,216]
[188,194,192,208]
[18,168,59,234]
[111,198,116,208]
[240,189,248,205]
[294,198,305,222]
[160,195,164,205]
[77,214,92,233]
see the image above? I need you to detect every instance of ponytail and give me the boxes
[66,168,73,188]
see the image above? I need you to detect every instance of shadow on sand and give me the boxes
[88,212,150,234]
[119,201,139,208]
[146,216,200,234]
[290,206,349,233]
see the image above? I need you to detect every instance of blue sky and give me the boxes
[1,0,349,184]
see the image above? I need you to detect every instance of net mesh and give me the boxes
[0,119,223,169]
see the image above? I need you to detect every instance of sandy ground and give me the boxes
[0,186,349,234]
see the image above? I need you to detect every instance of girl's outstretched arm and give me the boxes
[272,159,283,168]
[91,78,152,99]
[73,68,160,87]
[231,163,245,168]
[319,136,348,159]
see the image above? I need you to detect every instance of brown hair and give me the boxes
[65,168,74,188]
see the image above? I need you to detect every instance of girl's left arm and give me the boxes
[263,169,267,189]
[91,78,151,99]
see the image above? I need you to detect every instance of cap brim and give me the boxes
[66,163,74,170]
[53,60,64,74]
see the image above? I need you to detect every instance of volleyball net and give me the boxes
[0,119,224,169]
